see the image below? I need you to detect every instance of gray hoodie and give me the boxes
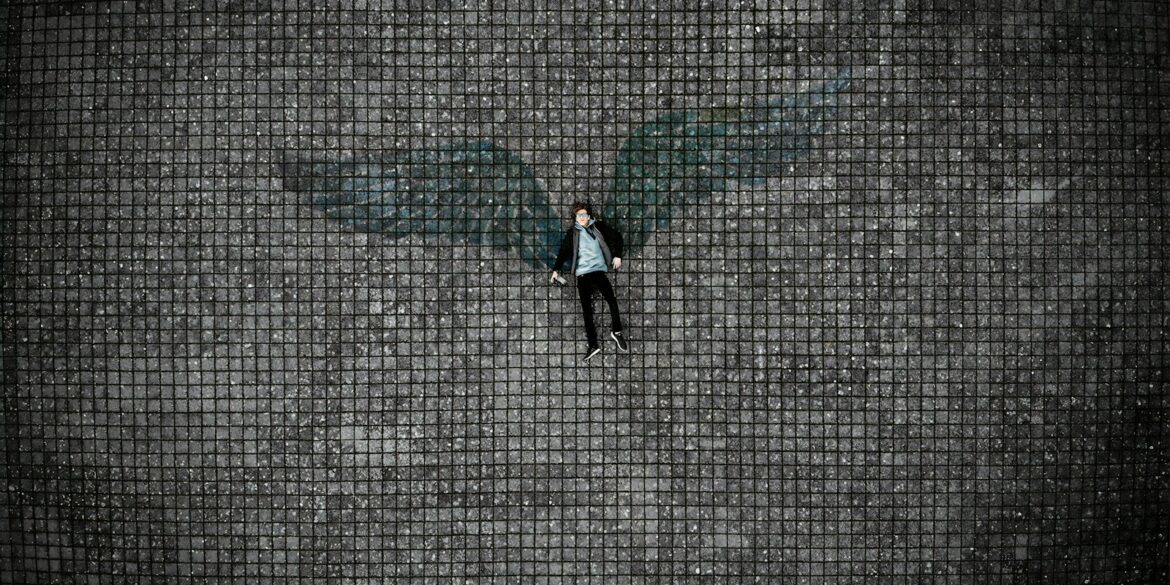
[573,219,608,275]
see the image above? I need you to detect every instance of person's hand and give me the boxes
[612,257,622,270]
[550,271,560,284]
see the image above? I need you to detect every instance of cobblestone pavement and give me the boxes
[3,2,1165,583]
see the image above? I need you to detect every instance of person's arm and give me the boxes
[551,228,571,281]
[603,221,623,258]
[599,221,623,267]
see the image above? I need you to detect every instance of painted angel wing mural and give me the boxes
[280,67,852,268]
[605,66,853,252]
[281,141,563,270]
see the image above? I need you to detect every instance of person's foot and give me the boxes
[611,331,629,352]
[583,345,602,362]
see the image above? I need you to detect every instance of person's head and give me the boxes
[571,202,592,226]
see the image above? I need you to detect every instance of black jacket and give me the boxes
[553,219,624,275]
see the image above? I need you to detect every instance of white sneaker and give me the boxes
[610,331,629,352]
[583,346,602,362]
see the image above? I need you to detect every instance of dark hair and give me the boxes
[569,201,592,216]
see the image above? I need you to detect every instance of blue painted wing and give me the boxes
[605,66,853,253]
[282,141,563,270]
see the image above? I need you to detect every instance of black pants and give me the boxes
[576,270,623,347]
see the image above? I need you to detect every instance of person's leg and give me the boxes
[594,272,623,333]
[576,272,599,347]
